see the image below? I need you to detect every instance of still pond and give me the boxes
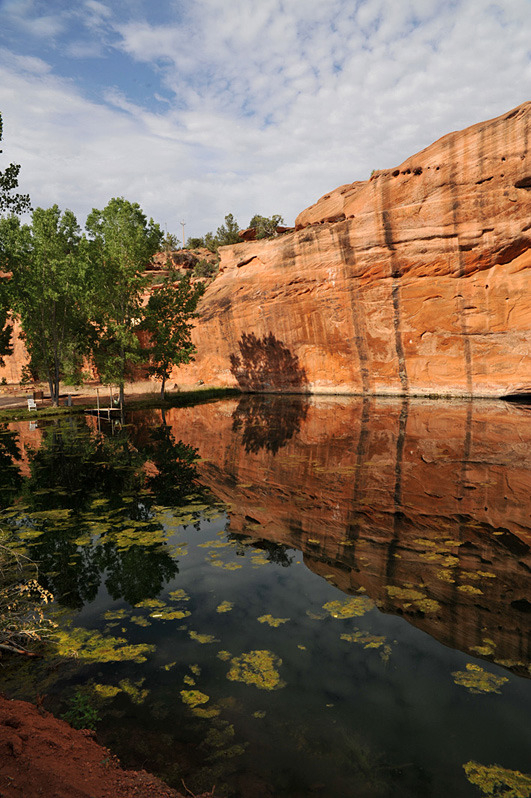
[1,395,530,797]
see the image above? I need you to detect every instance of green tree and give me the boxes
[248,213,285,239]
[185,236,205,250]
[6,206,93,404]
[162,231,178,254]
[215,212,240,246]
[0,112,31,365]
[141,271,205,399]
[85,197,162,407]
[0,113,31,216]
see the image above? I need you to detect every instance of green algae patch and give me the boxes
[340,631,388,649]
[253,710,266,719]
[452,664,509,694]
[226,650,285,691]
[93,683,121,700]
[306,610,327,620]
[130,615,152,627]
[189,631,219,644]
[210,560,242,571]
[134,598,165,609]
[149,609,191,620]
[189,664,201,676]
[183,674,196,686]
[119,678,148,704]
[216,601,234,614]
[322,595,374,619]
[168,589,190,601]
[458,584,483,596]
[104,609,129,620]
[181,689,211,708]
[463,761,531,796]
[470,639,496,657]
[257,614,290,627]
[217,650,231,661]
[386,586,440,614]
[52,626,155,663]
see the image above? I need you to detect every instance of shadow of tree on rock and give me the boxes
[232,394,309,455]
[229,332,308,391]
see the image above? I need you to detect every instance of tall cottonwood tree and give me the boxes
[0,112,31,364]
[7,206,93,404]
[85,198,162,407]
[141,272,205,399]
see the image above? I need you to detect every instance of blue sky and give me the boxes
[0,0,530,241]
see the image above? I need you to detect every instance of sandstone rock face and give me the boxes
[176,102,531,397]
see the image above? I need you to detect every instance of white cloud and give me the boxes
[0,0,529,238]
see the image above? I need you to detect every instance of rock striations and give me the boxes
[176,102,530,397]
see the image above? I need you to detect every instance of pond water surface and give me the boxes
[1,396,530,797]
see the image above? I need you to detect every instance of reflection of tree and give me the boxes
[0,424,23,506]
[141,424,203,506]
[230,332,308,391]
[232,394,308,455]
[6,418,211,609]
[228,533,294,567]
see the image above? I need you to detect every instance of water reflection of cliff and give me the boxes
[162,397,531,677]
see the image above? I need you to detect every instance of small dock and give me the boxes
[83,388,123,426]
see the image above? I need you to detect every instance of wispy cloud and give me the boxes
[0,0,529,237]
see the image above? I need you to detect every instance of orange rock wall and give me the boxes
[176,103,531,397]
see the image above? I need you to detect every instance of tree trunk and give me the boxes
[119,382,125,409]
[160,375,166,400]
[47,375,55,405]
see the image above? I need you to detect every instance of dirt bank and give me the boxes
[0,694,205,798]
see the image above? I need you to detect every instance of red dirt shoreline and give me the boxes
[0,694,202,798]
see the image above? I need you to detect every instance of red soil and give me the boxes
[0,694,198,798]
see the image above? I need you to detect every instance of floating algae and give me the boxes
[463,761,531,796]
[52,626,155,664]
[226,650,285,691]
[340,631,388,650]
[385,586,440,614]
[452,664,509,694]
[181,689,211,708]
[149,608,191,620]
[217,650,231,661]
[322,595,374,619]
[183,674,196,686]
[216,601,234,613]
[458,584,483,595]
[257,614,290,627]
[189,631,219,644]
[168,588,190,601]
[130,615,151,627]
[119,678,148,704]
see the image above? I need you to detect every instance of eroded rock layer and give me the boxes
[161,397,531,678]
[176,102,531,397]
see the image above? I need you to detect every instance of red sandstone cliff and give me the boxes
[175,102,530,397]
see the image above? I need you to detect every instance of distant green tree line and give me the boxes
[0,113,204,405]
[186,211,285,252]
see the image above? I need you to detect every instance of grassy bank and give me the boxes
[0,386,241,423]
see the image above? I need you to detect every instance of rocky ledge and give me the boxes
[176,102,530,398]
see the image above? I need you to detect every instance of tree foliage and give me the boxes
[141,272,205,398]
[0,112,31,364]
[185,213,241,252]
[0,113,31,216]
[85,197,162,406]
[248,213,285,239]
[6,206,93,404]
